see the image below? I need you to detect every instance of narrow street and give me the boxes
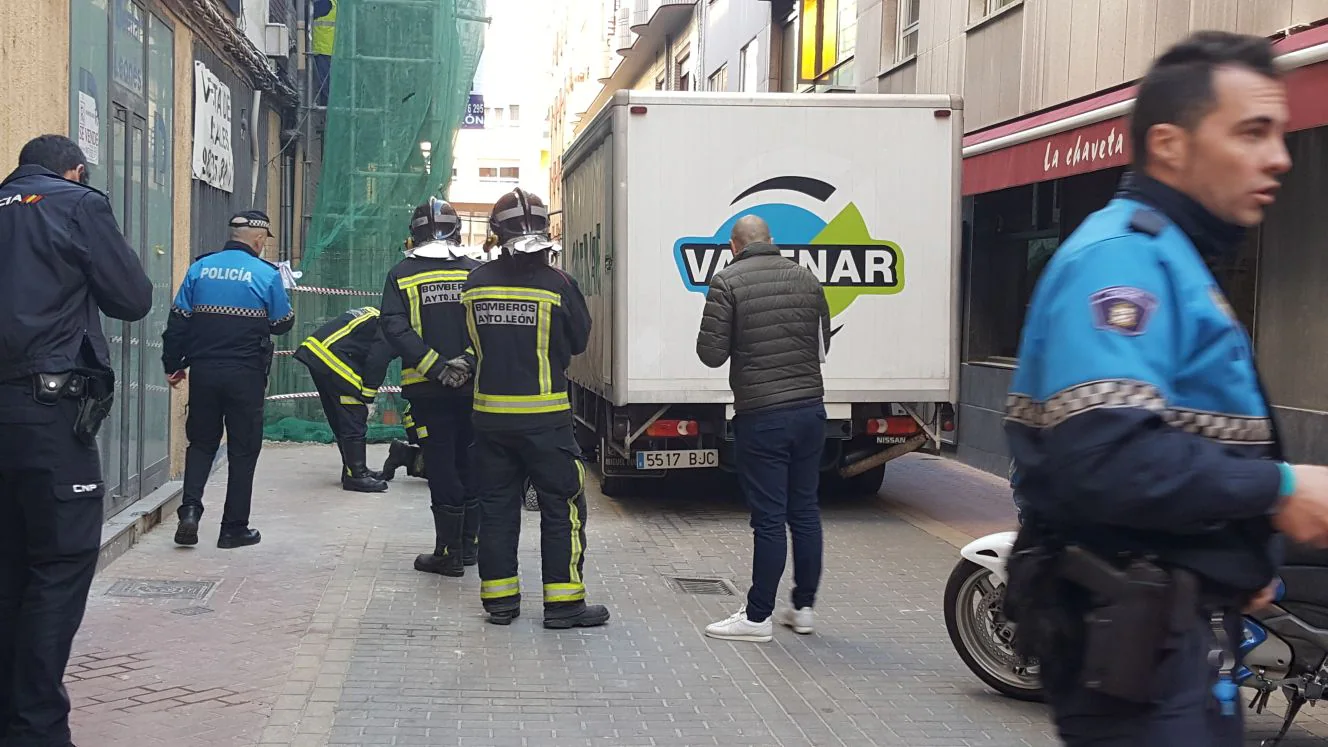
[70,446,1325,746]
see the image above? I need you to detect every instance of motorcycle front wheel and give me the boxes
[943,558,1044,702]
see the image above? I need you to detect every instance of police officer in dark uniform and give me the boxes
[163,210,294,549]
[463,188,609,629]
[381,198,482,576]
[0,135,153,747]
[1003,33,1328,746]
[294,306,395,492]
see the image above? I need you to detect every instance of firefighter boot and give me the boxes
[461,500,480,566]
[414,506,465,577]
[544,602,612,630]
[406,446,427,479]
[341,440,388,493]
[379,440,414,482]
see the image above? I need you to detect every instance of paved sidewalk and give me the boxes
[68,447,1322,746]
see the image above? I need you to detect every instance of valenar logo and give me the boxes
[673,176,904,318]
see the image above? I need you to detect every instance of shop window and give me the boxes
[1253,127,1328,412]
[70,0,111,192]
[965,181,1060,364]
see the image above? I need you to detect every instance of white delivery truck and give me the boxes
[559,91,962,496]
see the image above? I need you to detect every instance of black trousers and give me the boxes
[311,373,367,444]
[1049,610,1245,746]
[181,364,266,532]
[408,396,472,511]
[474,422,587,612]
[0,380,103,747]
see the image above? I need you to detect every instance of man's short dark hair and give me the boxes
[1130,31,1279,170]
[18,134,87,175]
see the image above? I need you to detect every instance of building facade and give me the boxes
[0,0,304,520]
[573,0,1328,477]
[548,0,621,240]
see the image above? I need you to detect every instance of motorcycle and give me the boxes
[944,530,1328,745]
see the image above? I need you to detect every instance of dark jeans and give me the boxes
[0,382,103,747]
[181,364,266,532]
[733,400,826,623]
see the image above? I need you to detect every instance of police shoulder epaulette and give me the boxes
[192,251,218,262]
[1127,208,1168,237]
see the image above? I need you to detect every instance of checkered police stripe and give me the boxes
[266,385,402,402]
[1006,379,1274,444]
[292,285,381,297]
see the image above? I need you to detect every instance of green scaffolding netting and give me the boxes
[264,0,486,443]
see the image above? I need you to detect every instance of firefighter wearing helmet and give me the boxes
[463,188,607,629]
[380,197,482,577]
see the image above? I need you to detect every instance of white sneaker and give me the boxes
[704,607,773,642]
[777,606,815,635]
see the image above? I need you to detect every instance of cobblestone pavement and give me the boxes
[69,446,1323,746]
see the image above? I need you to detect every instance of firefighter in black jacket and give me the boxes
[0,135,153,747]
[294,307,395,492]
[381,198,482,576]
[464,188,608,629]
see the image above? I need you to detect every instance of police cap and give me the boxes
[230,210,274,237]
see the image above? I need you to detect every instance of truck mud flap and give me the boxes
[839,435,929,479]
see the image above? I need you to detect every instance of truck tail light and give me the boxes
[645,419,699,438]
[865,417,917,436]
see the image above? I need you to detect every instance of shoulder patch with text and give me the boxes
[1090,286,1158,336]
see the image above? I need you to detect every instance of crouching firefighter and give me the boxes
[294,307,395,492]
[998,32,1328,747]
[464,188,609,629]
[381,197,482,576]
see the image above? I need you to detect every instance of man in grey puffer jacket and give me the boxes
[696,215,831,643]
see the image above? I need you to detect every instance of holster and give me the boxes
[1003,522,1195,704]
[1059,545,1178,703]
[33,370,116,445]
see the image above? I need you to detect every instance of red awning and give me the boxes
[962,24,1328,196]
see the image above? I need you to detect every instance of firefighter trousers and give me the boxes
[474,422,587,613]
[311,372,368,447]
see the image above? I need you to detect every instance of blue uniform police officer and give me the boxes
[1003,33,1328,746]
[0,135,153,747]
[163,211,294,549]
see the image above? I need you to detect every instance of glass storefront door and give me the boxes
[94,0,173,518]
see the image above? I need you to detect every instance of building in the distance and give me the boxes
[448,0,555,248]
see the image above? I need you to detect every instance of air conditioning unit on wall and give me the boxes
[265,23,291,57]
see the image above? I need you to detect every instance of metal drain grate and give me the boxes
[170,606,214,616]
[105,579,216,601]
[668,577,736,596]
